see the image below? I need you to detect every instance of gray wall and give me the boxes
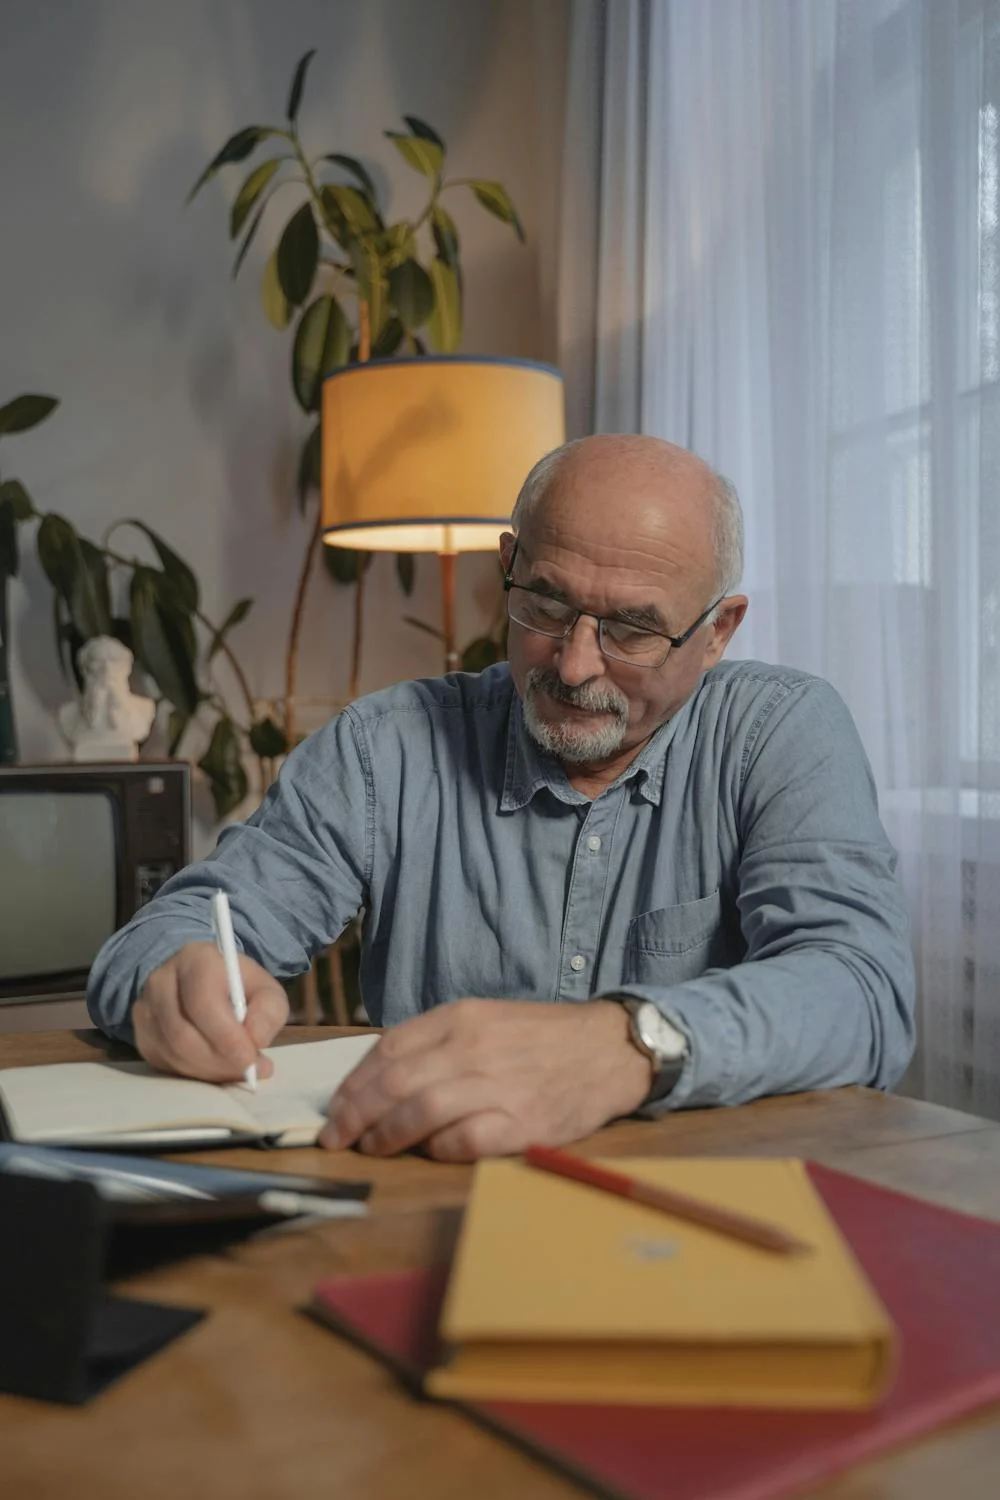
[0,0,568,840]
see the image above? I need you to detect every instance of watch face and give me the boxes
[636,1003,688,1063]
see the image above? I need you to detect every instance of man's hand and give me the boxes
[319,999,653,1162]
[132,942,289,1081]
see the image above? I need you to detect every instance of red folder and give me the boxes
[309,1163,1000,1500]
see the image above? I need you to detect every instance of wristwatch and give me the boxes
[609,996,690,1104]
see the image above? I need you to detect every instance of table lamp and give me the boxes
[321,355,566,671]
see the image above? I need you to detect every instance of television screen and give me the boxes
[0,790,118,981]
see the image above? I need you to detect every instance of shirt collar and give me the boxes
[500,688,696,812]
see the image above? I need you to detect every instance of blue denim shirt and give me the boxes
[87,660,915,1111]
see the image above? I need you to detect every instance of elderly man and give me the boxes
[88,434,915,1161]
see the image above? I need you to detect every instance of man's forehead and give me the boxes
[517,496,714,583]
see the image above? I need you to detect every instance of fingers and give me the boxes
[424,1109,525,1163]
[133,942,277,1082]
[320,1032,458,1151]
[242,957,290,1075]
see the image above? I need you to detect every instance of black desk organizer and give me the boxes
[0,1173,204,1404]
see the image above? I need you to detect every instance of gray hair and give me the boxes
[511,439,744,604]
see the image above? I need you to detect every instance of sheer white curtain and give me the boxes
[557,0,1000,1118]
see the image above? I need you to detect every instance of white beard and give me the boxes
[522,668,630,763]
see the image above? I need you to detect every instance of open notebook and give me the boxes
[0,1034,378,1149]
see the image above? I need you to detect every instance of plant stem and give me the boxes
[349,562,366,701]
[195,608,257,722]
[283,506,323,745]
[344,301,373,702]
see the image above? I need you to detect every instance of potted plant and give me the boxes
[1,394,276,814]
[188,48,523,740]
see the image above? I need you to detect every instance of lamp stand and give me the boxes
[439,550,459,673]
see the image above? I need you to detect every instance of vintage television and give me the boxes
[0,761,190,1028]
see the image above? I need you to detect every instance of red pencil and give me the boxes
[523,1145,812,1255]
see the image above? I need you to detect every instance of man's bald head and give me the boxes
[511,435,743,600]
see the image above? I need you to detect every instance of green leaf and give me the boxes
[370,316,405,360]
[249,715,288,757]
[54,600,85,686]
[121,521,199,613]
[427,257,462,352]
[461,634,504,672]
[276,202,319,306]
[36,513,82,598]
[321,153,377,199]
[186,126,280,205]
[402,116,445,149]
[130,566,200,716]
[198,716,249,819]
[208,596,253,661]
[0,394,59,437]
[0,479,34,521]
[0,501,17,579]
[261,246,293,329]
[292,294,352,413]
[431,205,460,269]
[323,545,371,585]
[468,179,525,242]
[385,131,444,178]
[229,157,282,238]
[395,552,415,596]
[71,538,112,637]
[36,518,111,637]
[140,519,200,606]
[297,422,322,511]
[387,258,435,332]
[153,578,197,663]
[167,709,190,757]
[321,183,380,235]
[318,185,354,251]
[286,48,316,123]
[232,200,267,278]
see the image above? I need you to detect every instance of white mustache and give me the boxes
[526,669,629,719]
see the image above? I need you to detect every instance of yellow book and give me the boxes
[427,1157,897,1410]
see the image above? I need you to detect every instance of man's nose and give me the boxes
[555,614,606,685]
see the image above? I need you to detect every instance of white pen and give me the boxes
[211,889,257,1091]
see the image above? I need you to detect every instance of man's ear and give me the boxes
[700,596,749,669]
[499,531,517,571]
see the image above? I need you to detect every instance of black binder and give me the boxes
[0,1172,204,1404]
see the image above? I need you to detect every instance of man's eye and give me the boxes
[527,595,570,621]
[604,621,656,648]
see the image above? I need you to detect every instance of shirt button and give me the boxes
[586,835,602,852]
[570,954,586,972]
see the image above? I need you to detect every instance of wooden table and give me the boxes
[2,1028,999,1500]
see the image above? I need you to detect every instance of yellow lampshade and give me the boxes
[321,356,566,553]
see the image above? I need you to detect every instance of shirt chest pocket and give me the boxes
[622,890,726,986]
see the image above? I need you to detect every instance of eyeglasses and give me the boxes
[503,541,724,669]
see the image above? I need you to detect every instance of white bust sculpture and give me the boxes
[58,635,156,762]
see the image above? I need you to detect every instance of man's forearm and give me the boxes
[614,942,916,1113]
